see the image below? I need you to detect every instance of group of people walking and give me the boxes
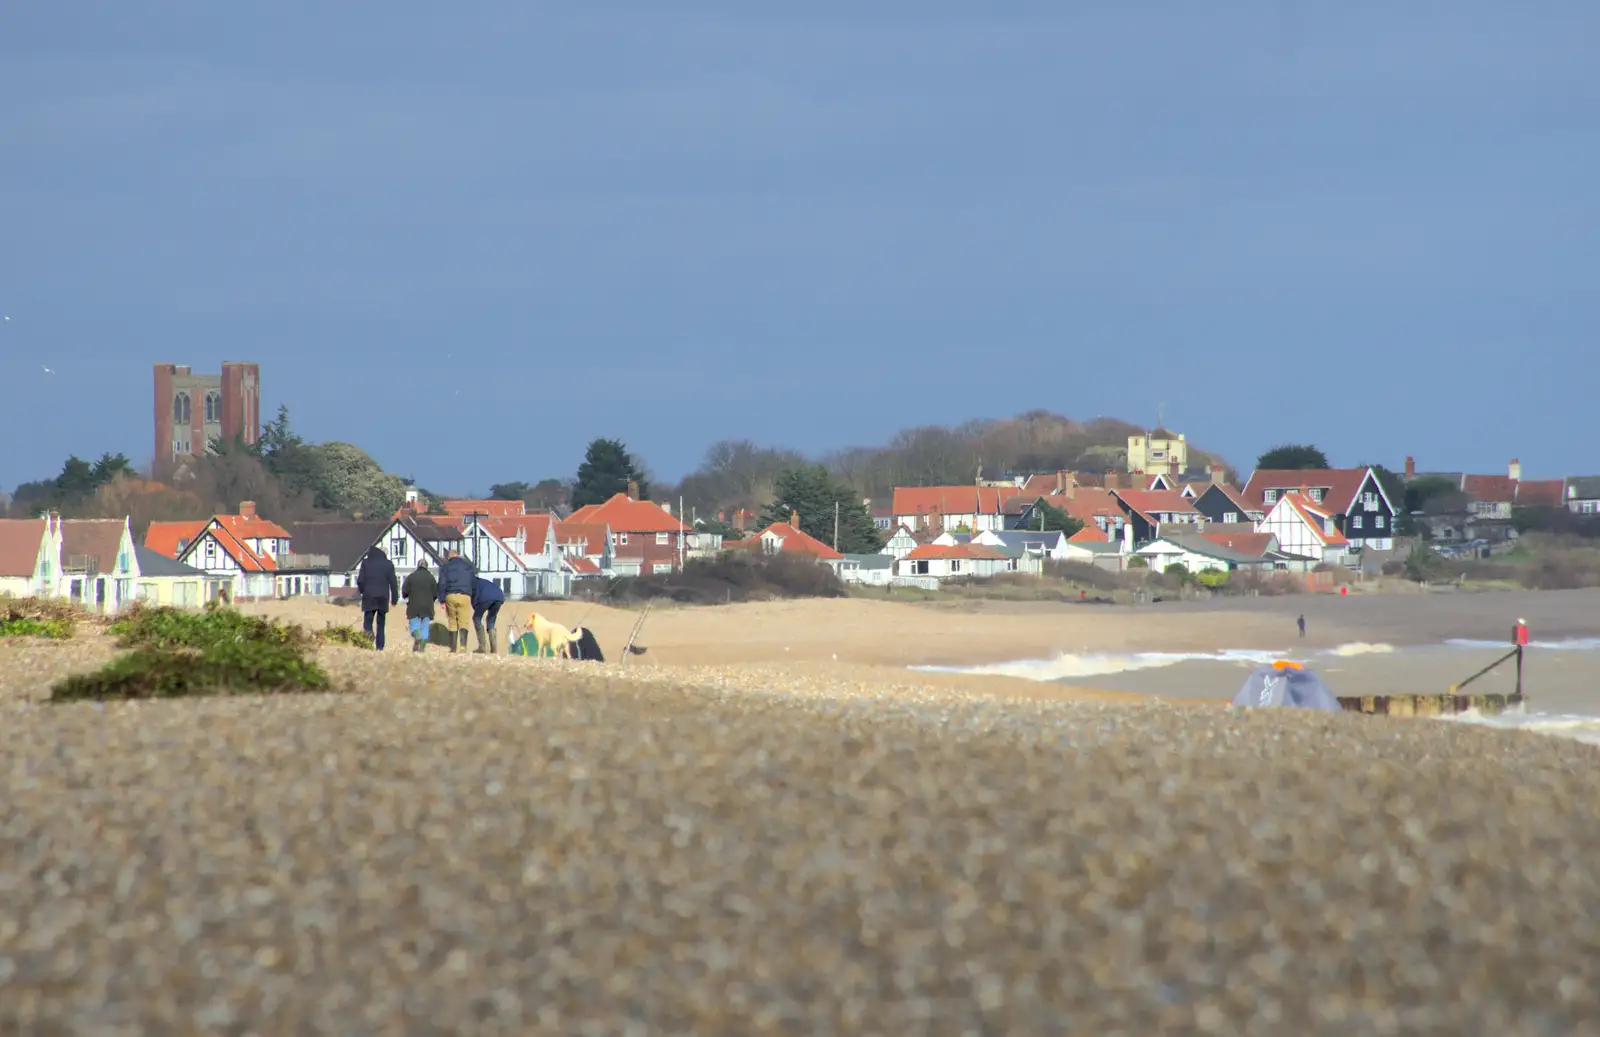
[354,546,504,654]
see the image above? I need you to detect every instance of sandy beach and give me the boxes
[3,592,1600,1032]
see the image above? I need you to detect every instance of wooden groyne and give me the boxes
[1338,693,1527,717]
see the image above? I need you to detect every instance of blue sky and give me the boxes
[2,2,1595,493]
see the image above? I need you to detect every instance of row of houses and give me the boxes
[0,514,231,608]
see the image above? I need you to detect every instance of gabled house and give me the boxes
[0,515,63,599]
[968,528,1073,563]
[1515,478,1565,509]
[209,502,292,565]
[475,514,568,597]
[1257,492,1350,566]
[59,518,140,612]
[1564,477,1600,516]
[553,520,613,577]
[890,485,1024,534]
[1190,484,1262,526]
[566,489,702,574]
[727,513,845,571]
[879,524,922,560]
[175,523,277,600]
[1110,490,1202,544]
[838,553,894,586]
[1242,467,1397,551]
[896,542,1013,581]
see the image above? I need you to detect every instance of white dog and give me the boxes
[527,612,583,659]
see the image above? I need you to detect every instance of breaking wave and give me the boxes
[1445,638,1600,652]
[914,648,1283,682]
[1442,710,1600,746]
[1323,642,1397,657]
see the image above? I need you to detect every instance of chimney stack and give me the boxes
[1404,456,1415,479]
[1509,458,1522,482]
[1209,464,1224,486]
[627,480,638,501]
[239,500,257,519]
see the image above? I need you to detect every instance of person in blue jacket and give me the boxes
[471,575,506,654]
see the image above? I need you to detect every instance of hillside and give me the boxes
[671,411,1234,521]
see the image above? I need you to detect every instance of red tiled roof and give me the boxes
[1067,526,1109,543]
[1017,471,1079,497]
[902,543,1010,561]
[144,520,210,560]
[891,485,1025,517]
[1050,488,1125,524]
[1241,468,1374,514]
[1198,531,1276,558]
[0,518,48,577]
[566,494,686,534]
[478,514,554,553]
[749,522,844,561]
[190,525,277,572]
[441,499,526,518]
[213,513,291,541]
[1112,489,1200,519]
[1461,475,1516,504]
[564,556,601,575]
[1515,479,1565,507]
[554,520,611,557]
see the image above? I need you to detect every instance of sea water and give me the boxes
[913,640,1600,747]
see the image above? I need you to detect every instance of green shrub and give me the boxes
[0,616,73,639]
[317,623,375,649]
[53,602,335,702]
[109,601,312,651]
[51,643,331,702]
[1195,567,1230,588]
[0,597,86,639]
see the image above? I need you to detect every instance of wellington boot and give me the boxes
[413,639,425,654]
[449,628,460,654]
[458,629,469,652]
[474,627,488,654]
[488,629,499,655]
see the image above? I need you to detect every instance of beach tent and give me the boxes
[510,627,605,662]
[1231,660,1342,712]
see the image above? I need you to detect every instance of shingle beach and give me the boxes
[4,635,1600,1035]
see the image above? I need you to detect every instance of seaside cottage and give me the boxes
[0,515,62,599]
[133,544,222,606]
[59,517,140,612]
[1240,467,1396,552]
[895,542,1012,581]
[1255,492,1351,567]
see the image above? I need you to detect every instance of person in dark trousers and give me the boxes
[471,576,506,654]
[401,557,438,653]
[1297,614,1306,639]
[435,549,478,653]
[356,545,400,650]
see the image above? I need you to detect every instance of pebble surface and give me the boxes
[3,641,1600,1034]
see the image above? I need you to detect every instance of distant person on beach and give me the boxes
[436,549,477,653]
[471,576,506,655]
[401,557,437,653]
[356,545,400,650]
[1297,614,1306,639]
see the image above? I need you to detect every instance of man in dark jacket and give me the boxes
[401,557,439,653]
[471,576,506,654]
[435,549,477,653]
[356,545,400,650]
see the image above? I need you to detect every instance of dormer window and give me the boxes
[1263,490,1279,504]
[1308,488,1324,503]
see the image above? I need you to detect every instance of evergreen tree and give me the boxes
[572,438,650,508]
[1256,444,1329,470]
[758,465,882,554]
[1027,499,1084,537]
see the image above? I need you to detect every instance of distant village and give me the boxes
[4,418,1595,611]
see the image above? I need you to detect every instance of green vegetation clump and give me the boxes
[51,601,336,702]
[317,623,375,649]
[0,597,85,639]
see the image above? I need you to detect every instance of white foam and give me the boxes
[914,648,1282,682]
[1440,709,1600,746]
[1323,642,1397,657]
[1445,637,1600,651]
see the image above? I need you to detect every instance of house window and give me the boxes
[1007,558,1019,571]
[1364,492,1377,509]
[652,562,673,574]
[1308,488,1324,503]
[618,533,628,545]
[1376,515,1386,529]
[204,540,216,564]
[118,551,130,571]
[390,537,407,560]
[177,538,190,553]
[1351,515,1363,530]
[655,532,668,545]
[204,391,220,423]
[1263,490,1278,504]
[912,560,930,575]
[1223,512,1238,523]
[172,392,191,424]
[949,560,962,573]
